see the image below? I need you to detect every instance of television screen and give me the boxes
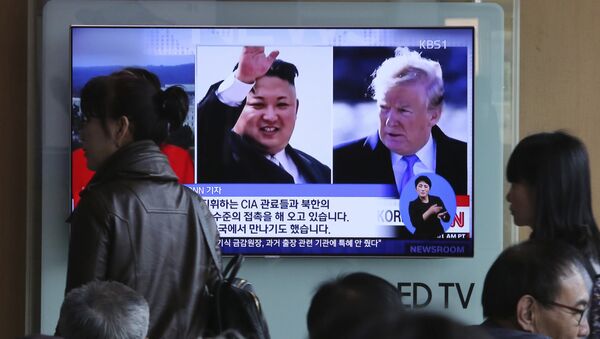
[71,26,474,257]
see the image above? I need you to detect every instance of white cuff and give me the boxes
[216,73,254,107]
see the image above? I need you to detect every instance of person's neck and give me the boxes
[419,195,429,203]
[267,148,286,158]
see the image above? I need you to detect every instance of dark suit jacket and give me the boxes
[333,125,467,195]
[476,320,552,339]
[196,82,331,183]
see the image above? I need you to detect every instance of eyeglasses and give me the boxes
[545,300,589,326]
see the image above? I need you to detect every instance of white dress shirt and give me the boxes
[389,133,437,187]
[216,73,254,107]
[267,150,306,184]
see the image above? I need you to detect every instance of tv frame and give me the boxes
[70,25,475,258]
[41,2,505,336]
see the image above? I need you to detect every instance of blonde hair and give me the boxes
[370,47,444,109]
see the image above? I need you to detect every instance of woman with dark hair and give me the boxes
[506,131,600,261]
[408,175,449,238]
[113,67,195,184]
[506,131,600,336]
[64,71,221,339]
[72,67,193,185]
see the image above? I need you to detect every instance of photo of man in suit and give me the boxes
[196,46,331,184]
[333,47,467,196]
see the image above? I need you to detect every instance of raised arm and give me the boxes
[235,46,279,84]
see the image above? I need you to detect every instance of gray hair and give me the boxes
[370,47,444,110]
[58,280,149,339]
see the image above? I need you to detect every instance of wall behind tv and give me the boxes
[518,0,600,240]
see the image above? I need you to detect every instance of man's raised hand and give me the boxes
[235,46,280,84]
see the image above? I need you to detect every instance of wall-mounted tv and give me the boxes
[71,26,474,257]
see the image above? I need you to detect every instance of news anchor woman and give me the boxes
[63,71,221,339]
[506,131,600,335]
[408,175,449,238]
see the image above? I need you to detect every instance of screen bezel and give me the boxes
[69,25,475,258]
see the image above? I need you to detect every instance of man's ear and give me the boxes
[114,115,132,148]
[516,294,537,333]
[295,99,299,115]
[428,106,442,126]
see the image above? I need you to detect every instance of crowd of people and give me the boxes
[23,45,600,338]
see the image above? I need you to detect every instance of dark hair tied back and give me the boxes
[80,71,190,146]
[155,85,189,133]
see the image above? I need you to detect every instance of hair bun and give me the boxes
[157,86,189,132]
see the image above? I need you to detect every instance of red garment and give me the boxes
[160,143,195,184]
[71,148,95,207]
[72,144,195,208]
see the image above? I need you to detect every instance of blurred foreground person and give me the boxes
[307,272,404,339]
[58,280,149,339]
[347,311,490,339]
[479,240,591,339]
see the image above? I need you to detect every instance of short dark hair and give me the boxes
[58,280,149,339]
[506,131,600,259]
[307,272,404,339]
[347,311,491,339]
[414,175,431,188]
[80,70,189,144]
[264,59,298,86]
[481,240,588,320]
[234,59,299,86]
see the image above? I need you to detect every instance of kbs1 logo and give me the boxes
[419,39,447,49]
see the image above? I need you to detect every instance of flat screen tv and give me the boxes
[71,26,474,257]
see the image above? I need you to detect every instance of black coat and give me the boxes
[196,82,331,183]
[66,141,221,339]
[333,125,467,195]
[476,320,552,339]
[408,195,449,238]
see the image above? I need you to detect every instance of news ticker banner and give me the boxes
[188,184,472,256]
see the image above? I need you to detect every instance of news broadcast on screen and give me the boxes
[71,26,473,257]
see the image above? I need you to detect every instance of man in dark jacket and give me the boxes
[478,240,590,339]
[196,46,331,184]
[67,140,221,339]
[333,47,467,196]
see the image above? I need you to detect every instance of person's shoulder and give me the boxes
[76,185,112,213]
[432,125,466,149]
[429,194,444,202]
[290,147,331,173]
[334,135,372,153]
[199,80,224,99]
[478,326,551,339]
[196,80,229,110]
[476,320,551,339]
[182,184,207,203]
